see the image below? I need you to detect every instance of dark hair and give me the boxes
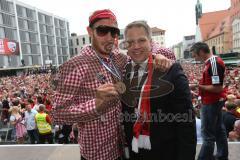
[190,42,210,55]
[37,96,44,104]
[20,103,25,109]
[12,99,19,106]
[27,99,34,104]
[2,99,10,109]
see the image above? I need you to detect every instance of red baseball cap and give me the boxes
[89,9,117,26]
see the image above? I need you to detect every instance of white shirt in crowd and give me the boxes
[24,109,38,130]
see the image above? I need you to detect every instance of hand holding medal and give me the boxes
[96,52,126,95]
[114,81,126,94]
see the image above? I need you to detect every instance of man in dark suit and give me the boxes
[121,21,197,160]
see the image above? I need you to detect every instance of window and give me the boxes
[70,48,74,55]
[63,56,68,62]
[0,13,3,25]
[60,29,66,37]
[61,38,66,46]
[55,28,60,37]
[0,27,4,38]
[46,16,52,25]
[31,44,40,54]
[89,37,91,43]
[22,7,27,18]
[23,55,32,65]
[20,31,30,42]
[29,33,38,43]
[47,36,54,45]
[82,37,85,45]
[2,14,15,27]
[8,2,14,13]
[56,37,61,45]
[49,56,56,65]
[16,5,23,17]
[26,8,34,20]
[62,47,68,55]
[58,56,63,64]
[18,18,28,30]
[5,28,17,40]
[41,45,48,55]
[32,55,41,65]
[75,48,77,54]
[28,21,37,31]
[57,47,62,55]
[59,20,65,28]
[40,24,46,33]
[41,35,47,44]
[38,13,45,23]
[76,38,79,45]
[54,18,59,27]
[46,26,53,35]
[0,0,10,13]
[48,46,55,55]
[21,44,31,54]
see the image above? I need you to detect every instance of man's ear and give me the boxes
[87,27,93,37]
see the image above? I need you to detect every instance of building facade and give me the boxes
[0,0,70,68]
[205,17,232,54]
[151,27,165,47]
[232,18,240,52]
[183,35,195,59]
[69,33,91,57]
[171,42,183,59]
[196,0,240,54]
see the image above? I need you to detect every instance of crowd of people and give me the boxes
[0,69,78,144]
[0,58,239,145]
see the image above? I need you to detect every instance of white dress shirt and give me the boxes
[130,58,148,86]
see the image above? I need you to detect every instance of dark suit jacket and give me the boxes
[122,62,197,160]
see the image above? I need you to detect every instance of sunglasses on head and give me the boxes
[94,25,120,38]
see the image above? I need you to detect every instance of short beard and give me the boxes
[92,35,112,57]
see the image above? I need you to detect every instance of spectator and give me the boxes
[229,120,240,141]
[222,102,237,137]
[24,101,39,144]
[33,96,44,112]
[35,104,53,144]
[9,104,27,144]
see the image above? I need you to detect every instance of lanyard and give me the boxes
[95,53,122,81]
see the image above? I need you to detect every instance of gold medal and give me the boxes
[115,81,126,94]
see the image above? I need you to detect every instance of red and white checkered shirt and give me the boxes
[52,45,127,160]
[151,41,176,61]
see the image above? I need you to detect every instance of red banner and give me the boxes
[0,38,20,55]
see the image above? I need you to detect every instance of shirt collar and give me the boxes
[205,55,216,64]
[131,58,149,70]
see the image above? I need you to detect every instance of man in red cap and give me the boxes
[52,9,174,160]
